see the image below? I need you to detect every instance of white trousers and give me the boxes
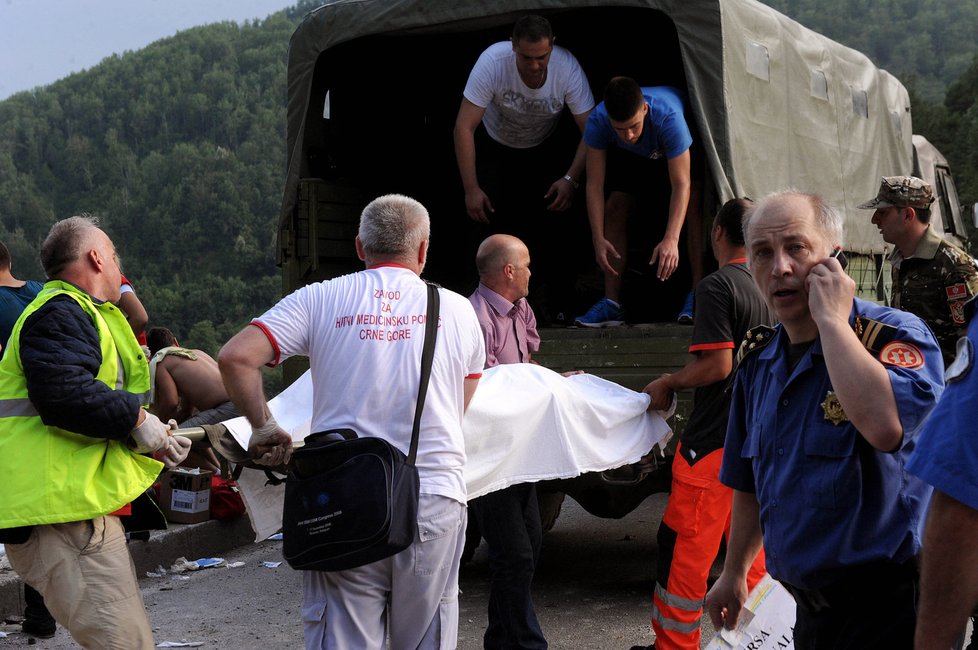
[302,494,467,650]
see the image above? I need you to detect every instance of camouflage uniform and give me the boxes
[859,175,978,365]
[890,227,978,365]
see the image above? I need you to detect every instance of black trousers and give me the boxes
[24,583,55,626]
[470,483,547,650]
[781,558,918,650]
[471,125,589,324]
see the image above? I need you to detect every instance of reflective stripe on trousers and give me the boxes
[650,446,767,650]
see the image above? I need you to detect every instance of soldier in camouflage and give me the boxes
[859,175,978,366]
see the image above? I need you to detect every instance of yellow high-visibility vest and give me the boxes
[0,280,161,528]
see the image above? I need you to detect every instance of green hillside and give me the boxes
[0,0,976,357]
[0,2,317,352]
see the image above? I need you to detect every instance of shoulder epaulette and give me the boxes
[734,325,777,367]
[852,316,898,356]
[726,325,776,394]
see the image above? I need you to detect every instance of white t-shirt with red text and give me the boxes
[253,265,485,504]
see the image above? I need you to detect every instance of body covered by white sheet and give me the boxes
[224,364,672,540]
[462,364,672,498]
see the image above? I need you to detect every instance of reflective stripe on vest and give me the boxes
[0,398,36,418]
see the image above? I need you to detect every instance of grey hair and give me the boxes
[358,194,430,259]
[744,189,844,256]
[40,214,101,278]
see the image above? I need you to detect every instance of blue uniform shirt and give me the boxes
[583,86,692,160]
[908,314,978,510]
[720,298,943,590]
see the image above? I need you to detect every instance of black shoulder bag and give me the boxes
[282,283,439,571]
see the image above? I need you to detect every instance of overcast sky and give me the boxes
[0,0,296,101]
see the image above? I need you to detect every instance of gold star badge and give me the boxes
[820,391,848,425]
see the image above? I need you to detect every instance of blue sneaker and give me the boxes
[677,291,694,323]
[575,298,624,328]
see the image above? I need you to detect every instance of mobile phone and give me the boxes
[830,248,848,270]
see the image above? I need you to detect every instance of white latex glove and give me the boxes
[162,435,192,468]
[249,415,293,467]
[129,412,170,453]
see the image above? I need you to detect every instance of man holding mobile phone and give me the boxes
[705,190,944,648]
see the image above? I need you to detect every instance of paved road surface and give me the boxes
[0,493,729,648]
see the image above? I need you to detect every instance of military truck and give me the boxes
[273,0,970,525]
[913,134,971,250]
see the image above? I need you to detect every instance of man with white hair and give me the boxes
[220,194,485,649]
[705,191,944,648]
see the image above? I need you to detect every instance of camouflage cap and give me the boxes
[857,175,935,210]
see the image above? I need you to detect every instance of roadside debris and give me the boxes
[169,557,227,573]
[146,565,168,578]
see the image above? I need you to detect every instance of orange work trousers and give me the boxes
[650,444,767,650]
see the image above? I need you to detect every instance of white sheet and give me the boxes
[225,365,673,541]
[462,364,672,499]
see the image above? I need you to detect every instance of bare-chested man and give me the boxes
[147,327,238,473]
[146,327,239,427]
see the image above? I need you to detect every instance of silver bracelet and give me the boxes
[562,174,579,189]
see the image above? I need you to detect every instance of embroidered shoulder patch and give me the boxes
[879,341,925,369]
[951,300,967,325]
[946,283,969,301]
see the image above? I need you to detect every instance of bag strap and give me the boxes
[407,282,439,465]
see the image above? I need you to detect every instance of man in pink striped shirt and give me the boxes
[468,234,547,649]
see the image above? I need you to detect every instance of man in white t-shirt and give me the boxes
[454,14,594,323]
[219,194,486,649]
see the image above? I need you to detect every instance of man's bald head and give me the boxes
[476,235,527,277]
[475,234,532,302]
